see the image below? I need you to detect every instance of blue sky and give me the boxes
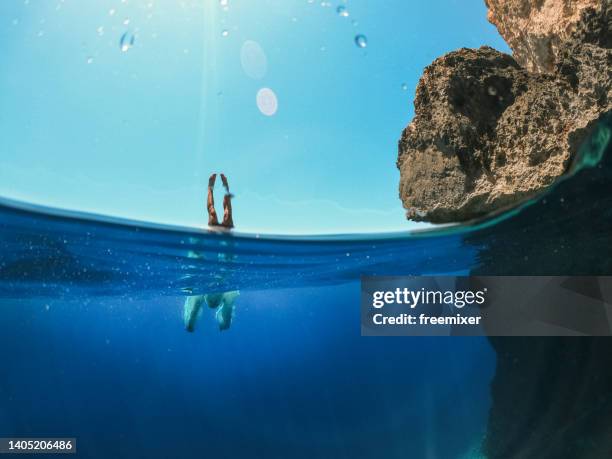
[0,0,509,234]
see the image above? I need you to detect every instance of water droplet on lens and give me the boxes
[120,31,135,52]
[256,87,278,116]
[240,40,267,79]
[337,5,349,16]
[221,29,229,37]
[401,83,408,90]
[354,34,367,48]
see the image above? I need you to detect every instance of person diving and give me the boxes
[183,173,240,333]
[206,173,234,229]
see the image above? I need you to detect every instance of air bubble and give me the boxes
[120,31,135,52]
[221,29,229,37]
[337,5,349,16]
[401,83,408,91]
[354,34,367,48]
[86,56,94,64]
[487,86,497,96]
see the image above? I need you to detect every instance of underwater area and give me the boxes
[1,0,611,458]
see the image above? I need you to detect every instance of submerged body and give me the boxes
[183,290,239,332]
[183,173,240,332]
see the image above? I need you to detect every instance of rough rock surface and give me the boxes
[397,1,610,223]
[485,0,602,73]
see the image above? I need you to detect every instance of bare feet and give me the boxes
[208,173,217,189]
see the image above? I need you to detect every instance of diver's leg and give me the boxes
[216,291,239,331]
[216,302,234,331]
[220,174,234,229]
[184,295,205,332]
[207,173,219,227]
[220,173,230,194]
[221,194,234,229]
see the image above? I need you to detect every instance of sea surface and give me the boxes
[0,116,610,458]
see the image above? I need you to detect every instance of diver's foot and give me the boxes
[220,173,230,193]
[208,173,217,188]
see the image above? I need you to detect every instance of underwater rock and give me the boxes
[397,1,611,223]
[465,116,612,459]
[485,0,604,73]
[484,337,612,459]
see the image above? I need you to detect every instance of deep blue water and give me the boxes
[0,115,610,458]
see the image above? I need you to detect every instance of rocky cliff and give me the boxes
[397,0,610,223]
[464,114,612,457]
[485,0,604,73]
